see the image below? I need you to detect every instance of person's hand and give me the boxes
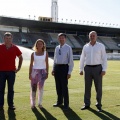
[101,71,106,76]
[67,74,71,79]
[29,74,31,80]
[15,68,20,73]
[46,73,48,79]
[51,71,54,76]
[80,71,83,75]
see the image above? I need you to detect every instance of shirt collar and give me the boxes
[88,41,98,46]
[3,43,13,48]
[59,43,66,48]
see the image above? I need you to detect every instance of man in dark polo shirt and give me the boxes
[0,32,23,111]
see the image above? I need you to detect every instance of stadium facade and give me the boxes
[0,16,120,58]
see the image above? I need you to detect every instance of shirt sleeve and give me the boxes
[80,46,85,72]
[101,45,107,71]
[53,47,57,71]
[68,46,74,74]
[16,46,22,57]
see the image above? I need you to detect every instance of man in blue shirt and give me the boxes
[52,33,74,110]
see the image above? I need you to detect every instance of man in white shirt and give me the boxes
[80,31,107,112]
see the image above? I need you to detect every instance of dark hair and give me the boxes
[58,33,66,38]
[4,32,13,38]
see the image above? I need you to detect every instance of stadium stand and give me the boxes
[97,37,110,49]
[0,33,3,43]
[0,16,120,59]
[112,37,120,47]
[49,33,75,48]
[79,35,89,44]
[67,34,82,48]
[22,33,52,47]
[98,36,120,50]
[12,32,22,44]
[1,30,120,50]
[0,31,21,44]
[73,35,85,47]
[22,33,33,44]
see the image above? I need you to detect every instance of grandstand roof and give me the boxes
[0,16,120,35]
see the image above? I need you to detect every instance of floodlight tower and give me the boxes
[51,0,58,22]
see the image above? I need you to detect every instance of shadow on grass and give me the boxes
[8,109,16,120]
[60,107,82,120]
[102,110,120,120]
[40,107,57,120]
[0,110,5,120]
[88,108,120,120]
[32,107,45,120]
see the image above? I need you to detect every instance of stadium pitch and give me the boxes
[0,60,120,120]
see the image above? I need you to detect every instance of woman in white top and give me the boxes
[29,39,49,109]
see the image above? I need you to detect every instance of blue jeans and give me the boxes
[0,71,15,107]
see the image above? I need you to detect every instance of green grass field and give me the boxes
[0,60,120,120]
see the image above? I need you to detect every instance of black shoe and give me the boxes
[96,105,102,112]
[53,103,62,107]
[0,106,3,111]
[81,106,90,110]
[8,106,16,110]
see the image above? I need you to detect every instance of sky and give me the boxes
[0,0,120,27]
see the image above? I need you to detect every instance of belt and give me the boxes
[55,64,68,66]
[86,64,101,67]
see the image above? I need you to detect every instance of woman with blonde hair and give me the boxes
[29,39,49,109]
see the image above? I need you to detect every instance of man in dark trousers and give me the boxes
[52,33,74,110]
[0,32,23,111]
[80,31,107,112]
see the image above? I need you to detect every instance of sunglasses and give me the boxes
[59,49,61,55]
